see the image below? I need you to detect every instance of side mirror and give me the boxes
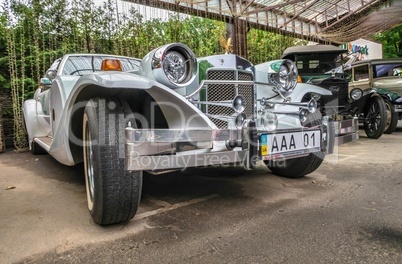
[40,78,52,91]
[46,70,57,80]
[40,78,52,85]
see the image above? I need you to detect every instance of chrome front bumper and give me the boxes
[124,119,345,172]
[125,121,257,171]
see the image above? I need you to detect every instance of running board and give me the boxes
[34,137,52,152]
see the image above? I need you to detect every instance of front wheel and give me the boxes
[363,96,386,139]
[384,100,398,134]
[265,152,325,178]
[83,97,142,225]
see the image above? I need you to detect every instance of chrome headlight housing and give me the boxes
[350,88,363,101]
[259,111,278,131]
[143,43,197,88]
[266,59,298,92]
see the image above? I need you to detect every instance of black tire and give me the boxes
[83,97,142,225]
[384,100,398,134]
[144,172,178,185]
[30,140,47,155]
[363,96,386,139]
[265,152,325,178]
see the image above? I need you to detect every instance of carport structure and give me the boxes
[125,0,402,57]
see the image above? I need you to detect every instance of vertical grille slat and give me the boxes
[206,69,254,128]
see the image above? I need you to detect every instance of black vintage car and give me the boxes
[282,45,387,139]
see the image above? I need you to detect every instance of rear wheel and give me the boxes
[83,97,142,225]
[363,96,386,139]
[384,100,398,134]
[265,152,325,178]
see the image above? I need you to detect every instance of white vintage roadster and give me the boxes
[23,43,358,225]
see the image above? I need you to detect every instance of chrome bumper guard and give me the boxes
[125,121,257,171]
[329,118,359,149]
[125,118,357,171]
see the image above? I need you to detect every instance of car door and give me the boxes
[349,63,370,93]
[35,78,52,136]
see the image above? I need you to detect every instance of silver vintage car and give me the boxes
[23,43,358,225]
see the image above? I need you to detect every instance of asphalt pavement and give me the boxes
[1,123,402,263]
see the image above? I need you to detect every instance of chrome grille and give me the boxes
[206,69,254,128]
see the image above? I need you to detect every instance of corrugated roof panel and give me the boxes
[126,0,402,43]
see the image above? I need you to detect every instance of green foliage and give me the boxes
[0,0,311,150]
[374,24,402,58]
[247,28,307,64]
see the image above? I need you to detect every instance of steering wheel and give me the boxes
[314,63,332,73]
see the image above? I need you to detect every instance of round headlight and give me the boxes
[307,98,317,113]
[350,88,363,101]
[311,93,321,101]
[260,111,278,131]
[267,59,298,92]
[162,51,188,83]
[232,95,246,113]
[299,108,310,125]
[150,43,197,87]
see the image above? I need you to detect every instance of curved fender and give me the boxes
[48,72,214,166]
[70,72,215,128]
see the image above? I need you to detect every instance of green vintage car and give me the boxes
[282,45,388,139]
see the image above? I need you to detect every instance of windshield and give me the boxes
[295,52,344,75]
[61,55,141,76]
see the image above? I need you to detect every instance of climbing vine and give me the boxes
[0,0,303,151]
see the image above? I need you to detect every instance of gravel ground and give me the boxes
[1,124,402,263]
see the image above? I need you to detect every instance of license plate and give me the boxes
[260,130,321,157]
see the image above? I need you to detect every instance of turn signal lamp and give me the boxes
[101,59,123,71]
[297,75,302,83]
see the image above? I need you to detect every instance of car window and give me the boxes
[373,63,402,78]
[62,56,141,76]
[62,56,96,76]
[295,53,343,74]
[353,64,369,81]
[117,58,141,71]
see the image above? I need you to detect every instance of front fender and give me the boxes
[373,88,402,103]
[49,72,214,165]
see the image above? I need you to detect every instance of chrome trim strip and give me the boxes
[34,137,51,152]
[126,126,328,144]
[126,150,248,171]
[125,128,243,143]
[261,148,319,161]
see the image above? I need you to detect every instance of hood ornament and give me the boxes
[220,36,233,54]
